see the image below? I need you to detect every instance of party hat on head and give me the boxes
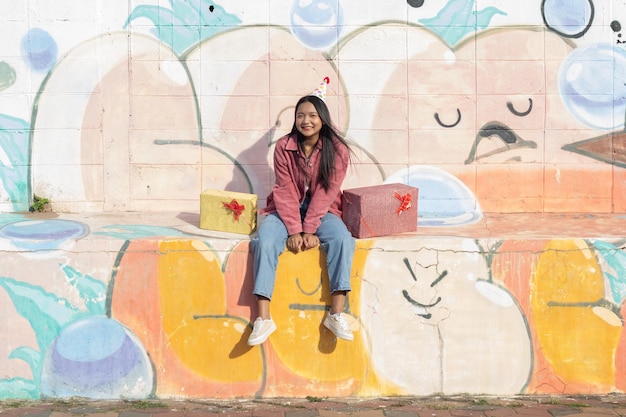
[311,77,330,101]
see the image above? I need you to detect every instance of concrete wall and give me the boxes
[2,0,625,216]
[1,217,626,399]
[2,0,626,400]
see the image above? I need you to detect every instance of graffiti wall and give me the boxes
[2,0,626,400]
[2,220,626,399]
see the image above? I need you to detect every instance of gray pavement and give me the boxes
[2,395,626,417]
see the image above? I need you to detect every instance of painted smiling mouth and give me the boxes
[402,290,441,319]
[401,257,447,319]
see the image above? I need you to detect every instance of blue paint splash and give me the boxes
[559,43,626,130]
[290,0,344,50]
[385,165,482,226]
[0,115,30,212]
[419,0,506,48]
[40,316,153,398]
[542,0,593,38]
[0,219,89,251]
[124,0,241,56]
[21,29,58,73]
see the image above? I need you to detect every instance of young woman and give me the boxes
[247,95,356,346]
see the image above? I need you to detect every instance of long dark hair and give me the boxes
[290,95,351,191]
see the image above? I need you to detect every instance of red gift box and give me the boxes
[341,184,418,238]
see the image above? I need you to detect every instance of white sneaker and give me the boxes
[323,313,354,341]
[247,317,277,346]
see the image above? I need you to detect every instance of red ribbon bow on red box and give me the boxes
[222,199,245,221]
[394,192,412,215]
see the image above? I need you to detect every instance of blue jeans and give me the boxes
[251,213,355,300]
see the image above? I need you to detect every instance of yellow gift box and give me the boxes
[200,189,258,234]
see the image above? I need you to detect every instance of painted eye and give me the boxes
[507,98,533,116]
[434,108,461,128]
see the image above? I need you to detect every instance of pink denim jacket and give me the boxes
[260,133,349,236]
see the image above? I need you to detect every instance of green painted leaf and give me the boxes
[0,277,79,353]
[124,0,241,55]
[594,240,626,304]
[419,0,506,48]
[8,346,40,372]
[0,377,38,400]
[0,62,16,91]
[60,265,107,315]
[0,115,30,211]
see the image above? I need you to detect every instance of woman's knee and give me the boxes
[253,215,287,251]
[252,235,284,255]
[319,214,352,238]
[322,234,355,257]
[331,225,355,245]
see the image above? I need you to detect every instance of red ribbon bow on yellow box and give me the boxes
[222,199,245,221]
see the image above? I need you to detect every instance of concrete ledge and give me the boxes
[1,212,625,400]
[3,210,625,241]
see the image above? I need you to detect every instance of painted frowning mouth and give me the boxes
[465,121,537,164]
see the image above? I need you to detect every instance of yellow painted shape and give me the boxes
[158,239,262,381]
[270,240,370,383]
[532,239,620,387]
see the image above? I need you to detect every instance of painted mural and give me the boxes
[2,0,626,400]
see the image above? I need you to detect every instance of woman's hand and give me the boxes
[302,233,319,250]
[287,233,304,253]
[287,233,319,253]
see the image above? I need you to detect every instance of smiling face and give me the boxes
[360,238,532,394]
[295,100,323,140]
[401,259,447,319]
[270,246,362,376]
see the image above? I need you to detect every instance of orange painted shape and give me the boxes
[223,240,255,320]
[109,240,162,350]
[492,240,562,393]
